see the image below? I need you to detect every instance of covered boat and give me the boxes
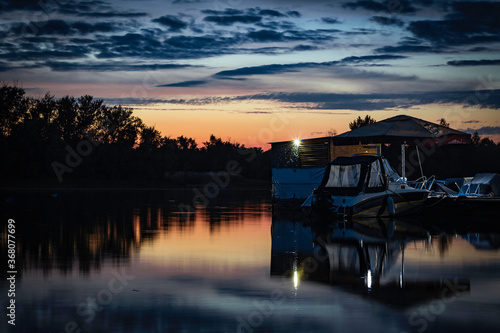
[303,154,429,218]
[423,173,500,217]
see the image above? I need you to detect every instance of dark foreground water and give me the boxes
[1,189,500,333]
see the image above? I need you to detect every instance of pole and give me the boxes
[401,142,406,183]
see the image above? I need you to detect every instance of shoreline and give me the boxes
[1,178,271,191]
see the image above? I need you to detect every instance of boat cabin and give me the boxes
[315,155,400,196]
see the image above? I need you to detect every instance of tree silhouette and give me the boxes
[349,115,376,130]
[471,131,480,146]
[439,118,450,127]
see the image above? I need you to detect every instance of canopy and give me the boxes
[333,115,471,146]
[317,155,398,195]
[459,173,500,196]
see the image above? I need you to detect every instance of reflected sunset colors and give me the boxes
[1,189,500,332]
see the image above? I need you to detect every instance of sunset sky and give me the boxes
[1,0,500,148]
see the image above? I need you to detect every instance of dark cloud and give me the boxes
[408,20,500,46]
[340,54,407,63]
[173,0,204,3]
[203,15,262,26]
[0,0,146,18]
[415,0,434,5]
[464,126,500,135]
[247,29,283,42]
[69,37,96,44]
[342,0,418,13]
[322,17,341,24]
[9,19,118,36]
[404,1,500,48]
[343,28,377,35]
[293,44,320,51]
[343,0,387,12]
[463,120,480,124]
[256,20,297,30]
[44,61,194,71]
[89,31,242,60]
[258,9,285,17]
[10,19,72,36]
[157,80,209,87]
[107,33,160,48]
[230,89,500,111]
[468,47,490,52]
[0,61,11,72]
[78,11,147,18]
[0,0,54,11]
[447,59,500,66]
[201,7,296,26]
[106,89,500,111]
[0,49,86,61]
[71,22,115,34]
[375,44,437,53]
[164,35,241,49]
[215,63,306,76]
[370,16,404,26]
[152,15,188,32]
[214,55,409,77]
[201,8,244,15]
[246,28,340,43]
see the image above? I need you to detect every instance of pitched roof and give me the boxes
[334,115,471,145]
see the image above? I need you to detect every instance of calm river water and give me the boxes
[1,189,499,333]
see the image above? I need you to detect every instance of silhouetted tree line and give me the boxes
[0,84,270,183]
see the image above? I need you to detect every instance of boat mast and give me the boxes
[401,142,406,183]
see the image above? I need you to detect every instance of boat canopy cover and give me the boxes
[316,155,398,196]
[333,115,471,146]
[459,173,500,196]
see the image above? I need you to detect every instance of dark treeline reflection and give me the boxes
[0,84,270,182]
[0,189,269,279]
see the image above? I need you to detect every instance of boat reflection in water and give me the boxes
[271,216,472,308]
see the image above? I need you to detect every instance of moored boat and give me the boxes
[303,154,429,218]
[423,173,500,217]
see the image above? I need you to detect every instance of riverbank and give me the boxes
[1,178,271,190]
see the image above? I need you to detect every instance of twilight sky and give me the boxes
[1,0,500,147]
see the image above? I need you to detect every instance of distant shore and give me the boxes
[1,178,271,190]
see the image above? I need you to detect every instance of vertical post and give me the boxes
[401,142,406,183]
[399,241,405,288]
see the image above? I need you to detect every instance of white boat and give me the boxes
[423,173,500,217]
[302,154,429,218]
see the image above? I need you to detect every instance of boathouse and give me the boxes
[271,115,471,201]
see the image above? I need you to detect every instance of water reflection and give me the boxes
[0,189,499,333]
[0,189,269,279]
[270,215,500,309]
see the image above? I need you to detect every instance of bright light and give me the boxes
[293,270,299,289]
[366,269,372,290]
[293,139,301,146]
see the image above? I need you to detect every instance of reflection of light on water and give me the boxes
[366,269,372,290]
[293,270,299,289]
